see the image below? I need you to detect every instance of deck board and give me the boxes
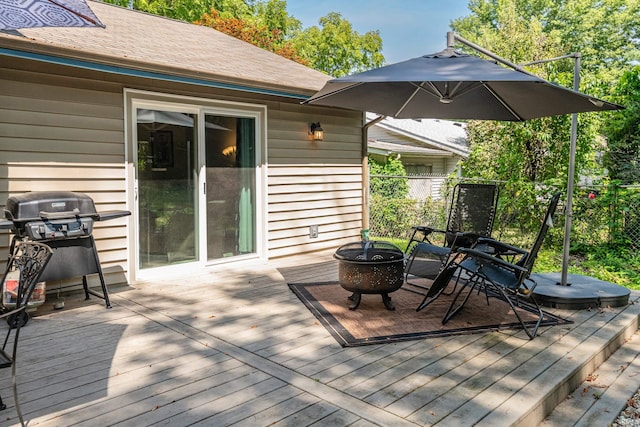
[0,251,635,426]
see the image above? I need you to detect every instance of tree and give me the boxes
[603,66,640,184]
[102,0,241,22]
[453,0,639,86]
[291,12,384,77]
[452,0,637,188]
[101,0,385,77]
[195,8,308,65]
[368,157,414,238]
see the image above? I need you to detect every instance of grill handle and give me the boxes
[39,209,83,220]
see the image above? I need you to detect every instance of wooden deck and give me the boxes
[0,250,638,426]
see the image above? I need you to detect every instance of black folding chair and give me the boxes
[405,183,499,299]
[0,241,52,424]
[431,193,561,339]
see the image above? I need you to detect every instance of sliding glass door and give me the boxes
[133,101,259,272]
[204,114,256,260]
[136,108,199,269]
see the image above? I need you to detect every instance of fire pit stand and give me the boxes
[334,241,405,310]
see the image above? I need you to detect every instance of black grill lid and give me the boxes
[5,191,98,222]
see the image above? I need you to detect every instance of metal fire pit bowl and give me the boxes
[334,240,405,310]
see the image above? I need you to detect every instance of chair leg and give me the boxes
[442,277,481,324]
[416,263,458,312]
[494,286,543,340]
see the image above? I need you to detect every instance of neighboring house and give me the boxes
[367,113,469,200]
[0,1,366,285]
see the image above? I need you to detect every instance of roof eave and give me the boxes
[372,118,470,157]
[0,36,321,99]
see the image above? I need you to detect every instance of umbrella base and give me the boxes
[531,273,630,310]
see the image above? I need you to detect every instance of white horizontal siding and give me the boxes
[1,61,367,273]
[0,76,128,285]
[266,107,364,258]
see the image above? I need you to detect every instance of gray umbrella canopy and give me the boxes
[304,48,621,121]
[0,0,104,31]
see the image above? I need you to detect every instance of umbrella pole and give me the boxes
[450,31,582,286]
[515,54,582,286]
[562,55,581,286]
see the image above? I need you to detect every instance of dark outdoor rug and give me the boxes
[288,281,571,347]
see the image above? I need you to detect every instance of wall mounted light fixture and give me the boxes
[309,122,324,141]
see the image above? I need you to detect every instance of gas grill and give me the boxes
[0,191,130,308]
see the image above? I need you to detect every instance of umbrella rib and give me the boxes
[483,83,524,121]
[422,81,445,99]
[46,0,103,26]
[303,82,365,103]
[395,82,427,116]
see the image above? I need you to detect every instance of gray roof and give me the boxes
[367,113,469,158]
[0,1,330,98]
[368,140,455,157]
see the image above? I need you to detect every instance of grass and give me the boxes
[536,246,640,290]
[375,236,640,290]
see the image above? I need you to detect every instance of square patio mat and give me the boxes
[288,281,571,347]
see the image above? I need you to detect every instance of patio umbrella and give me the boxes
[303,48,620,120]
[304,32,627,307]
[0,0,105,31]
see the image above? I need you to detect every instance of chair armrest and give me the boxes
[412,225,446,235]
[475,237,528,256]
[406,226,448,252]
[458,247,529,274]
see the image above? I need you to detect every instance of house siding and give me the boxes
[368,126,462,200]
[0,70,129,286]
[0,59,363,283]
[368,127,454,174]
[267,106,363,258]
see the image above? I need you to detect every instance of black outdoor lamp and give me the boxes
[309,122,324,141]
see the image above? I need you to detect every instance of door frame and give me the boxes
[124,89,268,283]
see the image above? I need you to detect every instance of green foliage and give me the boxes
[368,157,413,238]
[369,157,409,199]
[603,66,640,184]
[452,0,637,224]
[504,183,640,289]
[290,12,384,76]
[536,245,640,289]
[102,0,384,77]
[103,0,247,22]
[369,194,419,238]
[456,0,639,84]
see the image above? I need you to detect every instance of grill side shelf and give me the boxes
[95,210,131,221]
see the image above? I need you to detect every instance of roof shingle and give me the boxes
[0,1,330,96]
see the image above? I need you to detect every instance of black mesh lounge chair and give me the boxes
[0,241,52,423]
[432,192,561,339]
[404,183,499,296]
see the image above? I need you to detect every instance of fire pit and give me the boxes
[334,241,405,310]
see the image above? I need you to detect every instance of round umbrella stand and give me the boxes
[531,273,630,310]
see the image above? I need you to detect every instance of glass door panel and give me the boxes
[136,108,198,269]
[204,115,256,260]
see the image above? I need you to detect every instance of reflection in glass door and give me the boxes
[136,109,198,269]
[204,115,256,260]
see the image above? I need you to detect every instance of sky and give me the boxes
[285,0,472,65]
